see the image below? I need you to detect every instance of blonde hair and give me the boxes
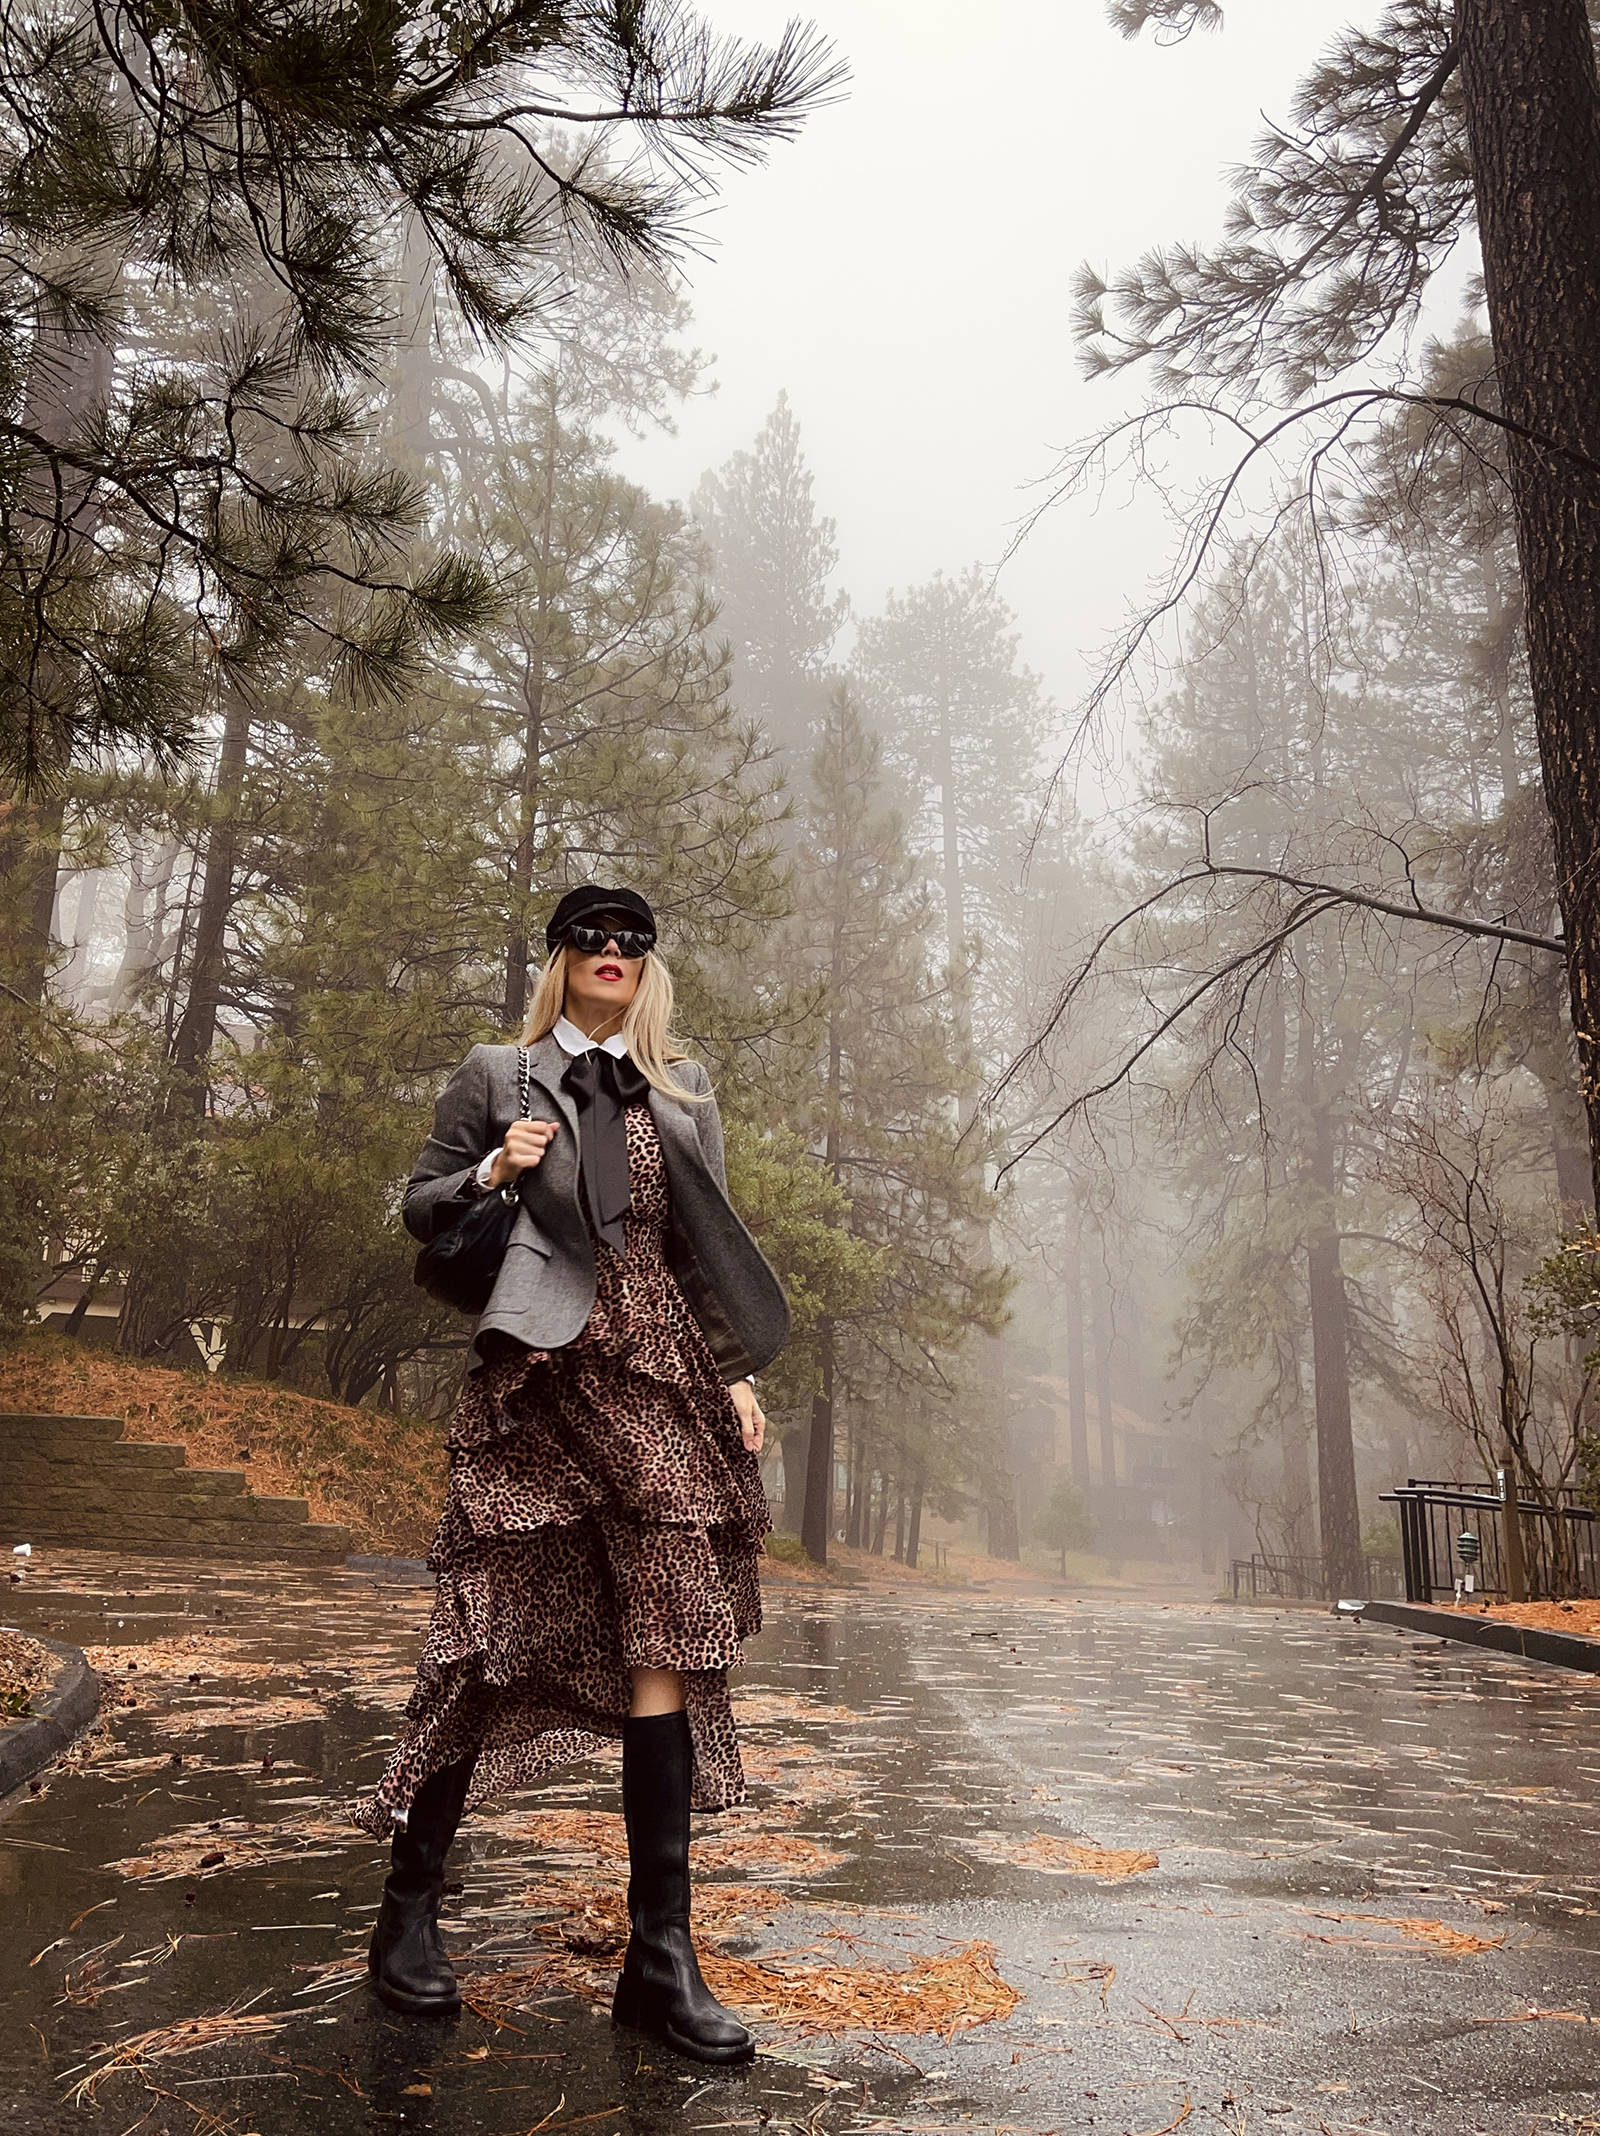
[521,943,710,1104]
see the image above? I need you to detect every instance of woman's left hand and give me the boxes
[730,1378,765,1455]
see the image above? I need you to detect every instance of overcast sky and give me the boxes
[618,0,1468,779]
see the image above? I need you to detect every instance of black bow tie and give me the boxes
[561,1046,651,1255]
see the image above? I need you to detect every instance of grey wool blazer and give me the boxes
[403,1036,790,1383]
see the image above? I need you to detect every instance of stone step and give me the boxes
[1,1413,128,1443]
[0,1410,350,1564]
[171,1468,249,1496]
[247,1496,310,1524]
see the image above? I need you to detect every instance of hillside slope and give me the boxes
[0,1334,446,1556]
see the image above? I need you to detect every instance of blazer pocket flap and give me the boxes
[509,1211,554,1259]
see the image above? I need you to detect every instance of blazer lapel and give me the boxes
[648,1085,709,1187]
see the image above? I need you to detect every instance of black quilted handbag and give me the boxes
[413,1048,531,1315]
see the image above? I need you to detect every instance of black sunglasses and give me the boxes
[564,922,656,960]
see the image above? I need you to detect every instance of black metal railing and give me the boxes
[1381,1480,1600,1604]
[1229,1553,1403,1603]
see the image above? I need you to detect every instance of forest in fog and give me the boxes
[5,0,1600,1592]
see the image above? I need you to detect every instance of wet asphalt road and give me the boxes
[4,1554,1600,2136]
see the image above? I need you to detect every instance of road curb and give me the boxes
[1363,1598,1600,1674]
[0,1634,101,1799]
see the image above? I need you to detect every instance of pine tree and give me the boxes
[690,393,849,753]
[788,687,1011,1563]
[850,568,1047,1557]
[1080,0,1600,1206]
[850,567,1047,1061]
[1034,1471,1094,1577]
[0,1,840,791]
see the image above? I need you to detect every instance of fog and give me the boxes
[3,0,1591,1609]
[621,0,1380,713]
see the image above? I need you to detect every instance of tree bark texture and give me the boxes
[0,793,64,996]
[171,687,252,1093]
[1459,0,1600,1207]
[802,1316,835,1563]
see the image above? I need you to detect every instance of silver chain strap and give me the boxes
[500,1045,532,1203]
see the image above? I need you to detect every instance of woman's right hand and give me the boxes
[488,1119,559,1189]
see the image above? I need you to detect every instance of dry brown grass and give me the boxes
[2,1331,447,1554]
[0,1625,52,1713]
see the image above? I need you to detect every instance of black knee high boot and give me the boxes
[369,1758,474,2016]
[612,1710,754,2064]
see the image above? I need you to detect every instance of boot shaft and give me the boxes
[622,1709,694,1922]
[388,1756,474,1898]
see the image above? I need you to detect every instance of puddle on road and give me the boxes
[5,1556,1600,2134]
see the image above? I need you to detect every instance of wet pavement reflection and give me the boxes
[5,1555,1600,2134]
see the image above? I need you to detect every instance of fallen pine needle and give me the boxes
[699,1939,1021,2039]
[1474,2007,1592,2026]
[463,1939,1022,2040]
[60,1999,292,2105]
[1133,2103,1192,2136]
[1297,1909,1505,1956]
[967,1832,1158,1878]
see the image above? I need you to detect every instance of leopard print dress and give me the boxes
[354,1104,771,1833]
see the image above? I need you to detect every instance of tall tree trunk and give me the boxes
[58,867,102,1001]
[781,1422,809,1534]
[1280,1391,1316,1560]
[504,376,560,1029]
[906,1467,925,1570]
[802,1319,836,1564]
[871,1476,890,1556]
[1523,955,1595,1213]
[1065,1231,1091,1488]
[1480,551,1522,804]
[1459,0,1600,1207]
[1093,1267,1117,1492]
[171,686,252,1095]
[893,1483,906,1563]
[803,909,848,1564]
[1307,1108,1363,1596]
[1,793,64,995]
[938,658,1021,1557]
[987,1459,1020,1560]
[846,1424,866,1549]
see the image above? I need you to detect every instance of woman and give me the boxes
[357,884,789,2065]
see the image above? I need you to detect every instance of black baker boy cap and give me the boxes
[544,883,657,953]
